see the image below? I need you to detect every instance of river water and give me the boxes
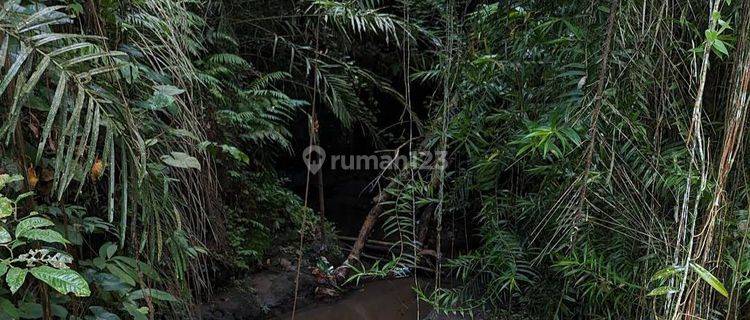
[279,278,428,320]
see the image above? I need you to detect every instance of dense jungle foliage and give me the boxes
[2,0,750,319]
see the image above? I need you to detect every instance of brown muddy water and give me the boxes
[278,278,428,320]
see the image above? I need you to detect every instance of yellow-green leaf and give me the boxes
[690,262,729,298]
[0,198,12,219]
[15,216,54,237]
[17,229,69,244]
[0,227,11,243]
[30,266,90,297]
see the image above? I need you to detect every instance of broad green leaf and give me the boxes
[30,266,90,297]
[713,39,729,56]
[112,257,160,281]
[105,264,135,287]
[6,267,27,294]
[690,262,728,298]
[0,263,8,277]
[15,216,54,237]
[93,257,106,270]
[107,244,117,259]
[17,229,69,244]
[0,198,12,219]
[99,242,117,259]
[0,227,11,243]
[161,152,201,170]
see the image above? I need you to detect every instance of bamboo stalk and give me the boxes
[574,0,620,241]
[671,0,726,318]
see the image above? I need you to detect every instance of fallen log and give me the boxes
[334,139,448,282]
[334,191,390,281]
[337,236,398,248]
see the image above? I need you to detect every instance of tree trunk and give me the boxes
[335,137,448,281]
[681,2,750,318]
[334,191,389,280]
